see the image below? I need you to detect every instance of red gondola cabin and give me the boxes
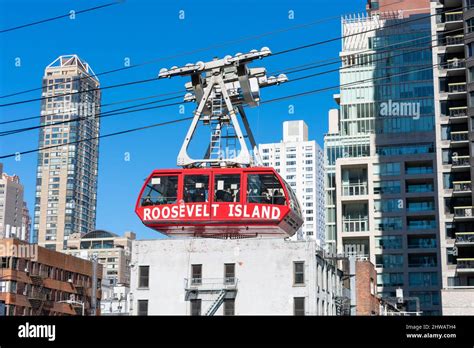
[135,167,303,238]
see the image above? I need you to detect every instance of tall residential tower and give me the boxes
[33,55,101,251]
[431,0,474,315]
[0,163,30,241]
[259,121,325,242]
[325,0,441,314]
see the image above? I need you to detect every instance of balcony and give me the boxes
[342,217,369,233]
[448,106,468,121]
[443,35,464,49]
[457,259,474,273]
[406,183,434,193]
[440,59,466,77]
[448,82,467,94]
[455,232,474,246]
[452,155,470,169]
[453,181,472,194]
[184,277,238,292]
[407,220,437,230]
[342,183,368,196]
[407,202,435,213]
[407,239,437,249]
[450,131,469,143]
[454,206,474,219]
[444,11,463,23]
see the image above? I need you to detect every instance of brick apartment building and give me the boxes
[355,259,379,315]
[0,238,102,315]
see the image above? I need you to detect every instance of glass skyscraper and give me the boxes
[324,0,441,314]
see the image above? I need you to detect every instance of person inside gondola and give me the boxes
[273,189,285,205]
[142,196,153,206]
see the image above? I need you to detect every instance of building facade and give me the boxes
[324,0,442,314]
[431,0,474,315]
[0,164,30,242]
[64,230,134,287]
[0,238,102,316]
[33,55,101,251]
[100,283,130,316]
[130,238,347,316]
[259,121,325,242]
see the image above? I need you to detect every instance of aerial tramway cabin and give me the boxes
[135,167,303,238]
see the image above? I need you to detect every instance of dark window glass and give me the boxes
[246,174,286,205]
[214,174,241,202]
[294,262,305,284]
[137,300,148,316]
[224,263,235,284]
[294,297,305,316]
[184,175,209,203]
[138,266,149,288]
[141,175,178,206]
[191,264,202,285]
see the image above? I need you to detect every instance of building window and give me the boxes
[224,263,235,284]
[191,299,201,316]
[223,299,235,316]
[294,261,305,285]
[137,300,148,316]
[138,266,149,288]
[191,264,202,285]
[467,18,474,33]
[294,297,305,316]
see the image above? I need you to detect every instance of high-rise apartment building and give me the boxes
[259,121,325,242]
[431,0,474,314]
[0,163,30,242]
[324,0,442,314]
[33,55,101,251]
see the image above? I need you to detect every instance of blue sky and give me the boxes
[0,0,366,240]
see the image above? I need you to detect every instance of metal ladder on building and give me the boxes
[204,289,226,316]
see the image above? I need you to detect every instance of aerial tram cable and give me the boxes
[0,1,121,34]
[0,90,183,125]
[0,4,460,105]
[0,34,452,137]
[1,24,452,126]
[0,0,406,99]
[0,59,443,138]
[271,26,462,76]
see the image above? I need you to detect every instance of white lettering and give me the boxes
[271,207,280,219]
[211,204,219,216]
[195,205,202,217]
[151,207,160,219]
[171,205,179,218]
[251,206,260,218]
[234,204,242,217]
[143,208,151,220]
[162,206,170,219]
[261,206,270,219]
[203,204,210,217]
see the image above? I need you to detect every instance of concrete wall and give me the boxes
[130,238,343,315]
[441,288,474,315]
